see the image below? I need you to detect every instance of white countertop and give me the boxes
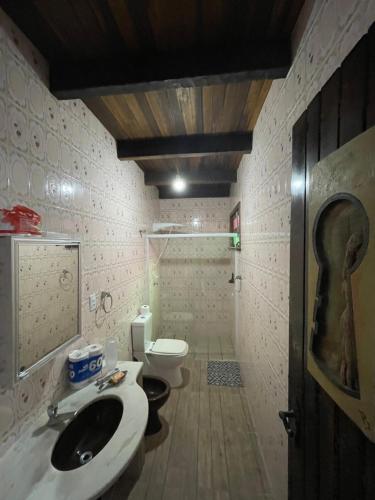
[0,361,148,500]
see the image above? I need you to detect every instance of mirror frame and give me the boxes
[11,236,81,382]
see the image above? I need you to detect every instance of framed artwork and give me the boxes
[307,126,375,441]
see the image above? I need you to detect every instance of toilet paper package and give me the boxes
[140,304,150,315]
[85,343,103,379]
[68,349,89,389]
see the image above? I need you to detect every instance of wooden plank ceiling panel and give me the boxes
[138,153,243,175]
[147,0,199,52]
[144,166,237,185]
[158,183,231,199]
[34,0,126,60]
[84,81,268,140]
[0,0,304,60]
[84,79,270,184]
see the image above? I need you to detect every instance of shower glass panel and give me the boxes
[146,233,235,356]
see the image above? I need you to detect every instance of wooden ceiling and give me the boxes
[0,0,305,198]
[86,80,271,182]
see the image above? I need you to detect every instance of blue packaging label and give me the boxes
[88,354,103,376]
[69,359,89,383]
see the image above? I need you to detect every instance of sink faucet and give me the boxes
[47,403,77,426]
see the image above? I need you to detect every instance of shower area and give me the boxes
[144,195,241,361]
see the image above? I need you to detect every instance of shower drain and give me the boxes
[79,450,94,465]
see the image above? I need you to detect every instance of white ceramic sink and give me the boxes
[0,361,148,500]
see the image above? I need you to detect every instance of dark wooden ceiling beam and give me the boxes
[50,41,290,99]
[117,132,252,160]
[158,184,231,199]
[144,167,237,186]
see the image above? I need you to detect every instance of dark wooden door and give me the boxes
[287,22,375,500]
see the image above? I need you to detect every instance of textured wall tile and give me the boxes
[159,199,233,341]
[0,8,159,456]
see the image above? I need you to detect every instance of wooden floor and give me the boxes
[127,335,271,500]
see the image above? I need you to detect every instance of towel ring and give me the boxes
[94,291,113,328]
[101,291,113,313]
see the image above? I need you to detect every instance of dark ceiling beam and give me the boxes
[158,184,231,199]
[117,132,252,160]
[144,167,237,186]
[50,42,291,99]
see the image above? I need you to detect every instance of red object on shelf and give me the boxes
[0,205,42,235]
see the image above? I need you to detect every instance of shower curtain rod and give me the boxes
[146,232,236,239]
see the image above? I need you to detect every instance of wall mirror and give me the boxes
[0,236,81,385]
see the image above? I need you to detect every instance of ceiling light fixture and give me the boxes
[172,175,186,193]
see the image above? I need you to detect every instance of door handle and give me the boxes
[278,410,297,438]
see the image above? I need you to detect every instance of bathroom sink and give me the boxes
[51,397,123,471]
[0,361,148,500]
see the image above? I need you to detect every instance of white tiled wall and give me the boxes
[158,198,233,341]
[231,1,375,498]
[159,197,230,233]
[0,8,159,456]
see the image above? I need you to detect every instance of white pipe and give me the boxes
[146,232,237,239]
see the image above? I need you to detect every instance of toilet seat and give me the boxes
[149,339,188,356]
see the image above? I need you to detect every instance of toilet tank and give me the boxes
[131,312,153,352]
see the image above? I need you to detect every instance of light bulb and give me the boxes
[172,175,186,192]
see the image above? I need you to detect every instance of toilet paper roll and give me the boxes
[86,343,103,357]
[68,349,89,389]
[69,348,89,362]
[85,344,103,378]
[140,305,150,315]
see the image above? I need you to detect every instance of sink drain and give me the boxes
[79,450,94,465]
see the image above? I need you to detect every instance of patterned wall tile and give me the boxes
[158,199,233,342]
[0,8,159,456]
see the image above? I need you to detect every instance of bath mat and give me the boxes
[207,360,242,387]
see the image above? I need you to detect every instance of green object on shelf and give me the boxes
[231,233,240,249]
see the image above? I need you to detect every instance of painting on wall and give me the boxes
[307,126,375,442]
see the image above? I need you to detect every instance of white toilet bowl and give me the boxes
[143,338,188,387]
[131,313,189,388]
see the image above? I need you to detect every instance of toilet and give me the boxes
[131,312,189,388]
